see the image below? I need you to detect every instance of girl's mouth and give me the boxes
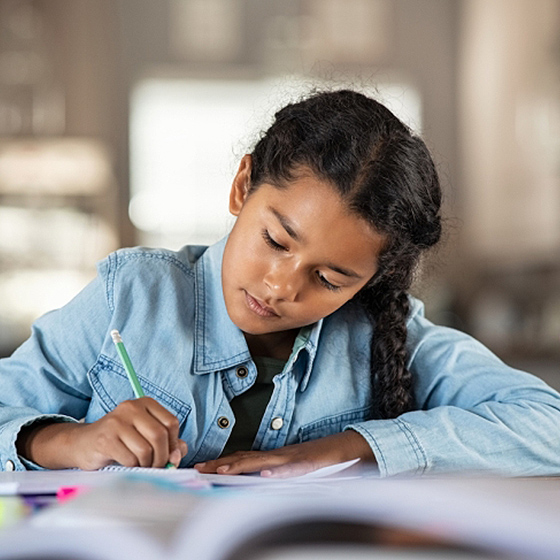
[245,291,279,318]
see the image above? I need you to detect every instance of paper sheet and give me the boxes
[0,458,362,495]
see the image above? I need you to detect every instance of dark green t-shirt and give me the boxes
[221,327,312,456]
[221,356,285,456]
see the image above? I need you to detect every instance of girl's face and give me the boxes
[222,156,386,339]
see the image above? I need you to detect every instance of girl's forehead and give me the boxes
[256,175,367,228]
[249,178,385,275]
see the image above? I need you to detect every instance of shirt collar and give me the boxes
[291,320,323,392]
[192,236,324,387]
[193,237,251,374]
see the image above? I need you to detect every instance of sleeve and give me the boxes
[0,261,113,471]
[346,313,560,477]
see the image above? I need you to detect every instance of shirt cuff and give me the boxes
[5,414,79,471]
[345,418,429,477]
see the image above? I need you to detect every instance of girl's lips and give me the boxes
[245,291,279,318]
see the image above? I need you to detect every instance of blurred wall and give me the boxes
[1,0,559,387]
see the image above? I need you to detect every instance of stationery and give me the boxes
[110,329,176,469]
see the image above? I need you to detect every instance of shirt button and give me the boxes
[217,416,230,429]
[5,460,15,471]
[270,417,284,430]
[236,366,248,378]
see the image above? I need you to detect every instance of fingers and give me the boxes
[137,398,180,467]
[168,440,188,467]
[194,450,317,478]
[193,433,368,479]
[121,412,170,467]
[89,398,186,469]
[143,399,181,454]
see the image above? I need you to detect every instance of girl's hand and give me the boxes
[193,430,375,478]
[17,397,188,470]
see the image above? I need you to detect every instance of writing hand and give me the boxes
[193,430,375,478]
[17,397,188,470]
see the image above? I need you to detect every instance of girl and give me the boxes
[1,89,560,477]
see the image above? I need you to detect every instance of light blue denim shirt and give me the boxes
[2,237,560,476]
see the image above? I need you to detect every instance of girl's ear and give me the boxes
[229,155,252,216]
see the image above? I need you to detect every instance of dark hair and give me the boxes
[249,89,442,419]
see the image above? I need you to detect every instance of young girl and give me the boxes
[1,89,560,477]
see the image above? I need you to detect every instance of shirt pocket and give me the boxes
[85,354,191,428]
[297,405,374,443]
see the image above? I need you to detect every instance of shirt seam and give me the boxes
[394,418,429,475]
[115,249,195,277]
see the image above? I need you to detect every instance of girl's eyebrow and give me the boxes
[325,262,362,279]
[269,207,302,241]
[268,206,363,279]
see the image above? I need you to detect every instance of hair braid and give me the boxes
[357,243,420,418]
[360,285,413,417]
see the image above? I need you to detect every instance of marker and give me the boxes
[110,329,177,469]
[57,485,89,503]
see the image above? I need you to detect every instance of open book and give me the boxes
[1,475,560,560]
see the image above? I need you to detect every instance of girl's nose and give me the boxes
[263,264,301,302]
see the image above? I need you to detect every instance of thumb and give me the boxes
[169,440,188,467]
[177,439,188,457]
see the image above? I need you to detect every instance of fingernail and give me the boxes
[261,469,273,477]
[169,449,181,465]
[217,465,230,473]
[195,462,206,469]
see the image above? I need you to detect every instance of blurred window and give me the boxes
[129,76,422,249]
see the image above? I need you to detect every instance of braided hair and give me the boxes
[249,89,442,419]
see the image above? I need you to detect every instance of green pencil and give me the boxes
[110,329,176,469]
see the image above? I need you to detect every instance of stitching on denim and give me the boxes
[89,355,191,418]
[357,426,387,474]
[197,352,253,371]
[395,418,428,475]
[299,405,374,436]
[194,252,205,370]
[117,250,194,278]
[104,252,117,313]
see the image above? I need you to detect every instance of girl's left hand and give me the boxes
[193,430,376,478]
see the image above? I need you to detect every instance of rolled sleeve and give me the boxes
[346,303,560,477]
[347,419,428,477]
[0,414,78,471]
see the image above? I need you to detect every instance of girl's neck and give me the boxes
[244,329,299,361]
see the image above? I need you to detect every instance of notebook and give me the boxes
[0,458,362,496]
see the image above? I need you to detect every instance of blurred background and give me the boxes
[0,0,559,388]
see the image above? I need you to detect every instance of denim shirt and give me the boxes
[1,237,560,476]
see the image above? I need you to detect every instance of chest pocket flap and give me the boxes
[88,355,191,426]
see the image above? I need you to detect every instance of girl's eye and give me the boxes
[262,230,287,251]
[317,272,342,292]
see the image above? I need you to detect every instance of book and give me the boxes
[1,475,560,559]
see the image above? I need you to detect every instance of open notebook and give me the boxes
[0,458,362,496]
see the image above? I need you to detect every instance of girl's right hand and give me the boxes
[17,397,188,470]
